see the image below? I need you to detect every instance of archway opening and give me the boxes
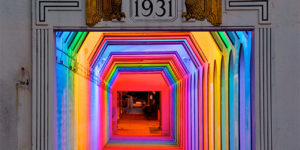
[54,31,253,150]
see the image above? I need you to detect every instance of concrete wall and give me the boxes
[0,0,32,150]
[0,0,299,149]
[271,0,300,149]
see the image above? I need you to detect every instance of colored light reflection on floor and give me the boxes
[56,31,253,150]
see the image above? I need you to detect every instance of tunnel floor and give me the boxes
[116,113,161,136]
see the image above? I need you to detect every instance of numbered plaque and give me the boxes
[130,0,177,22]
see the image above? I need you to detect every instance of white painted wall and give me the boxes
[0,0,299,149]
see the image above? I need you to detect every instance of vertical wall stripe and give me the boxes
[33,29,49,150]
[256,27,272,150]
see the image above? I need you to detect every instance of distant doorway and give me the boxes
[116,91,161,136]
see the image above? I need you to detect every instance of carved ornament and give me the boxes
[183,0,222,26]
[86,0,125,26]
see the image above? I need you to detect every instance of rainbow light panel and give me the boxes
[56,31,254,150]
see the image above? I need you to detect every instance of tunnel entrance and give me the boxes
[115,91,162,136]
[54,31,254,149]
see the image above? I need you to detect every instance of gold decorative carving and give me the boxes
[86,0,125,26]
[183,0,222,26]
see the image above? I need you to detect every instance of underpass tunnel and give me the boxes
[55,31,253,150]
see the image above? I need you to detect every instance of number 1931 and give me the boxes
[131,0,176,21]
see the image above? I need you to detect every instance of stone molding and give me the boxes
[35,0,81,25]
[226,0,270,24]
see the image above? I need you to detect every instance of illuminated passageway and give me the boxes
[56,31,253,150]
